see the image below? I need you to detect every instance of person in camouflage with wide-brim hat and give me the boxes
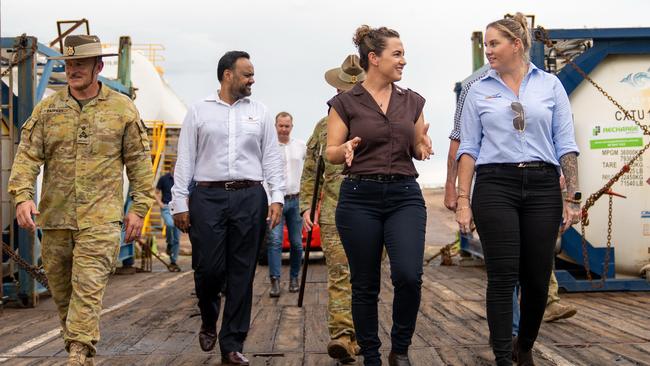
[299,55,365,364]
[8,34,154,366]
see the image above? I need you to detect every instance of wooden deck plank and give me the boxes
[3,258,650,365]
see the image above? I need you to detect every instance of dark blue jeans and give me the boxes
[336,177,426,366]
[472,164,562,366]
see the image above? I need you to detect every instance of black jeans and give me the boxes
[188,184,267,354]
[471,164,562,366]
[336,177,426,366]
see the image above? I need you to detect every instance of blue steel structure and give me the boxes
[1,35,135,307]
[460,27,650,292]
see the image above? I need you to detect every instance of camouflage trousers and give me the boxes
[41,222,122,357]
[319,224,355,340]
[547,269,560,305]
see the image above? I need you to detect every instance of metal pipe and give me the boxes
[471,31,484,72]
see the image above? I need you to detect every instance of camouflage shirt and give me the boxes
[8,84,154,230]
[299,117,344,225]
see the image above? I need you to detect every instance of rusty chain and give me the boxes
[1,34,37,78]
[535,26,650,286]
[2,242,49,289]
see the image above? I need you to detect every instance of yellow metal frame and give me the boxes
[141,121,166,237]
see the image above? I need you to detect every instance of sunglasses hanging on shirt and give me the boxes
[511,102,525,132]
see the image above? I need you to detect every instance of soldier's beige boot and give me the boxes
[68,342,88,366]
[543,301,577,322]
[351,338,361,355]
[327,335,356,364]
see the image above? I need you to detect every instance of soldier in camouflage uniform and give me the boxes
[299,55,365,364]
[7,35,154,366]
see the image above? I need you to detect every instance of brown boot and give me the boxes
[68,342,88,366]
[351,338,361,355]
[543,301,577,322]
[327,335,356,363]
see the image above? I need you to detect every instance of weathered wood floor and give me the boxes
[1,256,650,365]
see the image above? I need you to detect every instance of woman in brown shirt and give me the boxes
[326,25,433,366]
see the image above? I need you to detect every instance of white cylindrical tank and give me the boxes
[100,47,186,125]
[568,54,650,276]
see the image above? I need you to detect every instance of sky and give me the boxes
[2,0,649,186]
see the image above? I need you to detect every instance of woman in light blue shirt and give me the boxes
[455,13,582,366]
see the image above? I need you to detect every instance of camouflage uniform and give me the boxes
[547,270,560,305]
[299,117,354,340]
[8,84,154,356]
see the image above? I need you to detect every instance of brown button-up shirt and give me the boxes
[327,82,425,176]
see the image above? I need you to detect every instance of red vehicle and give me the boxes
[258,206,322,265]
[282,221,321,251]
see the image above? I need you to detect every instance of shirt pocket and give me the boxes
[239,117,262,136]
[43,112,76,158]
[93,113,124,157]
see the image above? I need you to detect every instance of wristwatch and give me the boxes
[573,191,582,201]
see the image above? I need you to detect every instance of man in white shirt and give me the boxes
[171,51,284,366]
[268,112,306,297]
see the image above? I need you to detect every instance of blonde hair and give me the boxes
[487,13,531,61]
[352,25,400,71]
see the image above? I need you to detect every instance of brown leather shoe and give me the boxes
[221,351,250,365]
[198,327,217,352]
[388,351,411,366]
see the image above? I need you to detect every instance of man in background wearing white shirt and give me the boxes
[268,112,306,297]
[171,51,285,366]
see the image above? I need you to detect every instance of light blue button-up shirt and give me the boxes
[457,63,579,166]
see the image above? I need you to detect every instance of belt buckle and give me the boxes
[224,181,237,191]
[517,162,527,168]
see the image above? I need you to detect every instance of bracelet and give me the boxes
[457,194,470,200]
[564,198,581,205]
[456,206,471,211]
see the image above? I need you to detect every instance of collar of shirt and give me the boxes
[64,82,110,111]
[204,90,251,106]
[483,62,540,85]
[349,82,406,115]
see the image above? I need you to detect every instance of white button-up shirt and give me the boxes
[280,138,306,195]
[170,92,285,214]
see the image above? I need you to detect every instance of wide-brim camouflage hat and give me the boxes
[49,35,118,60]
[324,54,366,91]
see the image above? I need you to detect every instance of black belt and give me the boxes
[196,180,261,191]
[346,174,414,182]
[482,162,555,169]
[285,193,299,200]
